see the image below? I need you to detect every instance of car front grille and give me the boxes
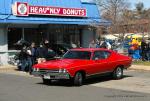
[39,69,59,74]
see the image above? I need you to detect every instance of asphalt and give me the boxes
[0,71,150,101]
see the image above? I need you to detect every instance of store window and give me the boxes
[48,25,80,47]
[8,25,81,50]
[8,28,44,50]
[24,28,43,45]
[8,28,22,50]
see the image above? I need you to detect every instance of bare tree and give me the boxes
[136,2,144,17]
[95,0,130,41]
[96,0,129,25]
[95,0,150,41]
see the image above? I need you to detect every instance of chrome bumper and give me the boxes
[32,71,70,79]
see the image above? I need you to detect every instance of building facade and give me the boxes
[0,0,108,65]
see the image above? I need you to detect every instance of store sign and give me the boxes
[12,2,86,17]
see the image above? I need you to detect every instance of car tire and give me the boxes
[42,78,51,84]
[113,67,123,80]
[74,72,83,86]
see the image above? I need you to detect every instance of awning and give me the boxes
[0,0,111,26]
[0,15,111,26]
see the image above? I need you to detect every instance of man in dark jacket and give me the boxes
[141,40,147,61]
[30,42,37,64]
[18,46,28,71]
[36,43,48,63]
[147,40,150,61]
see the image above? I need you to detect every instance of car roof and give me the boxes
[70,48,113,52]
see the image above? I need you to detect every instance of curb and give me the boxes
[129,65,150,71]
[0,65,150,72]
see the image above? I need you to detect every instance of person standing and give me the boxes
[147,40,150,61]
[36,43,47,63]
[100,40,107,49]
[18,46,28,71]
[26,46,32,73]
[96,39,100,48]
[106,40,112,50]
[30,42,37,65]
[43,39,55,60]
[141,39,147,61]
[44,39,50,48]
[89,40,96,48]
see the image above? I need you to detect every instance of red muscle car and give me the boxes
[32,48,132,86]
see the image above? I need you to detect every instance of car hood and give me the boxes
[33,59,89,69]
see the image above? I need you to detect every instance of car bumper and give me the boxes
[32,71,70,80]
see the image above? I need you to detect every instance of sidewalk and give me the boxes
[0,65,17,71]
[130,65,150,71]
[0,64,150,71]
[0,65,33,77]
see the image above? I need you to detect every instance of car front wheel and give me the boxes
[113,67,123,79]
[74,72,83,86]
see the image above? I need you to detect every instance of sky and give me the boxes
[130,0,150,9]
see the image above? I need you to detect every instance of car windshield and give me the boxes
[63,51,91,60]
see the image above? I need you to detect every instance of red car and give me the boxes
[32,48,132,86]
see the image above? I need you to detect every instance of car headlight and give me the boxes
[33,68,39,72]
[59,68,67,73]
[33,68,36,71]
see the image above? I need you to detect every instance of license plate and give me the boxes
[43,75,50,79]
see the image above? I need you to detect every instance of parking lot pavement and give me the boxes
[1,68,150,94]
[90,70,150,94]
[0,72,150,101]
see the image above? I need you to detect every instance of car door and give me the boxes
[92,51,111,74]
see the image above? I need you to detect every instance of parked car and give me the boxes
[50,43,73,56]
[32,48,132,86]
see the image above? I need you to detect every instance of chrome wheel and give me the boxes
[74,72,83,86]
[113,67,123,79]
[116,67,122,78]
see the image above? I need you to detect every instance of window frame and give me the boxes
[92,51,111,60]
[63,50,92,60]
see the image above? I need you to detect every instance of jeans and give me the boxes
[142,50,147,61]
[147,50,150,61]
[27,57,32,72]
[20,59,28,71]
[20,57,32,72]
